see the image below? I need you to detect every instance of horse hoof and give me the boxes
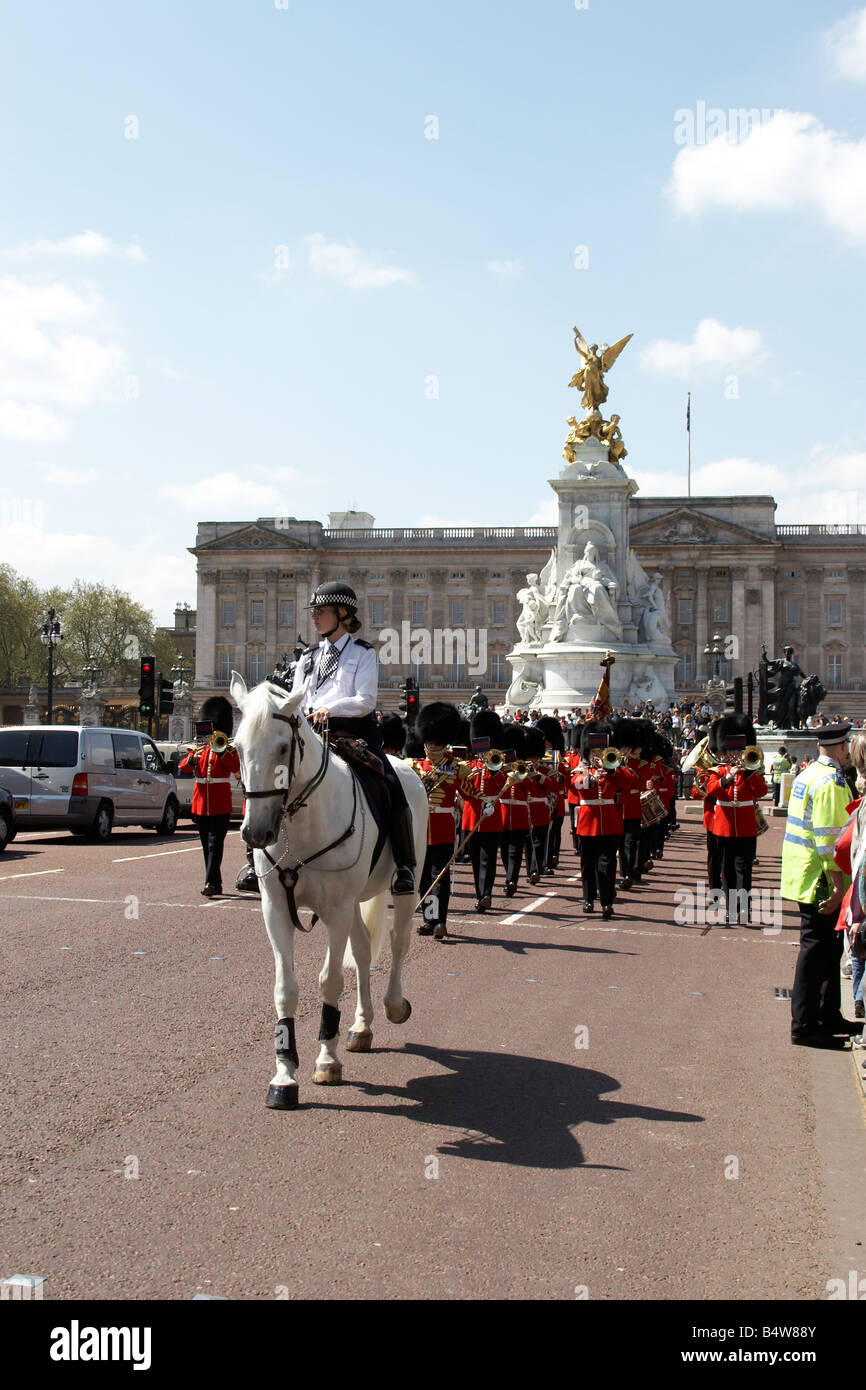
[265,1084,299,1109]
[346,1029,373,1053]
[312,1062,343,1085]
[385,998,412,1024]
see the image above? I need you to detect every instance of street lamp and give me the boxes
[40,609,63,724]
[704,632,722,682]
[171,654,191,689]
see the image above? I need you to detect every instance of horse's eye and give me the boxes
[277,743,288,756]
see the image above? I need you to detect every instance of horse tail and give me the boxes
[344,890,389,972]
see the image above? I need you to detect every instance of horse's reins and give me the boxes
[243,710,359,930]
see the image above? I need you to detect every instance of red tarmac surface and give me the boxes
[1,808,864,1300]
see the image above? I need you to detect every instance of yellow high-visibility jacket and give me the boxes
[780,756,851,905]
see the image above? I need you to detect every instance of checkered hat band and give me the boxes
[310,592,356,607]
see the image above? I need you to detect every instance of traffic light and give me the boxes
[158,676,174,717]
[758,662,781,724]
[138,657,156,715]
[724,676,743,714]
[399,676,419,727]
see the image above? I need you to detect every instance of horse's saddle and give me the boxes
[331,737,390,871]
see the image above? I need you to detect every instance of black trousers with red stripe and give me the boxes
[580,834,619,908]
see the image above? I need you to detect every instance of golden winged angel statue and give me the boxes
[568,327,633,412]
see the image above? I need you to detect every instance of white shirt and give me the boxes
[291,633,378,718]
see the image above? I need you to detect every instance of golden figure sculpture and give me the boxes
[568,327,633,411]
[599,413,627,463]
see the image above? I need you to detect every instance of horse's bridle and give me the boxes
[242,710,359,929]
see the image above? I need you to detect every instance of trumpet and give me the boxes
[482,748,505,771]
[598,747,623,772]
[186,731,234,754]
[506,760,530,782]
[736,745,765,773]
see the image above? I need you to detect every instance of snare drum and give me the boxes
[640,789,666,825]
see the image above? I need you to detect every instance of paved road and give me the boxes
[1,809,863,1300]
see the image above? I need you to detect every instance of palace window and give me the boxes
[248,651,265,683]
[677,598,693,626]
[250,600,264,627]
[828,598,843,627]
[450,571,465,580]
[411,572,425,581]
[250,572,265,582]
[491,653,507,683]
[279,599,294,628]
[411,658,424,684]
[827,570,844,579]
[675,648,694,682]
[371,599,386,627]
[452,599,466,626]
[222,600,235,626]
[785,599,801,627]
[492,599,505,626]
[218,652,232,681]
[712,598,728,623]
[451,660,466,683]
[280,571,294,580]
[828,654,843,689]
[412,599,425,626]
[370,573,385,582]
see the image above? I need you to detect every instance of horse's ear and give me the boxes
[230,670,248,710]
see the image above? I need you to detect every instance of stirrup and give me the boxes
[392,868,415,895]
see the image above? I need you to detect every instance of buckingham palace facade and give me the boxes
[190,501,866,716]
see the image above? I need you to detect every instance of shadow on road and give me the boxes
[310,1042,703,1169]
[439,933,636,958]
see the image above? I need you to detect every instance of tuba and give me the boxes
[682,736,719,775]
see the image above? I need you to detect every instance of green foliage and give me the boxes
[0,566,173,689]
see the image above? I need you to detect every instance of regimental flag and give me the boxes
[586,653,613,722]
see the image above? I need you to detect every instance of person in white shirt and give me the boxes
[292,582,416,895]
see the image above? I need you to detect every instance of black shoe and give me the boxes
[528,872,540,886]
[582,901,594,914]
[791,1032,848,1049]
[542,867,555,876]
[643,861,653,873]
[822,1016,861,1035]
[416,923,435,936]
[392,868,415,895]
[475,900,486,914]
[504,883,517,898]
[201,884,221,897]
[618,877,633,891]
[855,1000,865,1021]
[601,906,614,920]
[235,868,260,894]
[481,895,492,910]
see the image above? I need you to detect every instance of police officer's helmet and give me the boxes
[309,581,361,634]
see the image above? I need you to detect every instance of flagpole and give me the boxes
[687,390,691,497]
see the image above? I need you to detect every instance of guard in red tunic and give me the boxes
[689,718,723,895]
[535,716,566,873]
[705,714,768,925]
[414,702,471,940]
[565,723,584,854]
[499,721,531,897]
[572,720,634,919]
[179,697,241,897]
[610,718,643,890]
[523,725,553,885]
[463,709,508,912]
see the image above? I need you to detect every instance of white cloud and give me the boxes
[641,318,770,377]
[305,233,417,289]
[0,276,128,440]
[487,258,523,278]
[825,8,866,80]
[667,109,866,242]
[0,518,195,626]
[0,229,146,261]
[158,470,288,514]
[631,450,866,525]
[526,496,557,525]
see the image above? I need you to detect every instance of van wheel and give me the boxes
[0,810,11,854]
[89,802,113,842]
[156,798,179,836]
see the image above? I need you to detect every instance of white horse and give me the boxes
[230,673,428,1109]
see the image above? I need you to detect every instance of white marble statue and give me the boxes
[516,573,550,646]
[551,541,622,641]
[640,572,670,644]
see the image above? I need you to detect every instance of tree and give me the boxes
[0,565,47,686]
[51,582,158,686]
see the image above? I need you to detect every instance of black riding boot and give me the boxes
[389,806,417,895]
[236,844,260,895]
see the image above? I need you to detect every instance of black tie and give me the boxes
[316,643,340,688]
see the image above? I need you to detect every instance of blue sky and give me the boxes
[1,0,865,623]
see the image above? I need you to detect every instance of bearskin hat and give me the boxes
[522,725,546,759]
[470,708,504,744]
[535,715,565,753]
[502,720,526,756]
[581,719,613,756]
[378,713,406,754]
[708,717,723,755]
[415,701,463,748]
[403,731,425,760]
[200,696,234,737]
[611,717,642,751]
[717,713,756,750]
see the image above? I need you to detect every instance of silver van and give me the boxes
[0,726,180,840]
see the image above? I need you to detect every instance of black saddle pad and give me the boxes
[331,737,390,871]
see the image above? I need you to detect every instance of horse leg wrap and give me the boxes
[318,1003,341,1041]
[274,1017,298,1066]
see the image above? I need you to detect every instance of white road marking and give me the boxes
[0,868,64,881]
[0,893,260,910]
[112,847,201,862]
[501,891,557,926]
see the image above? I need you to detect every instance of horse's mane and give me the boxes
[240,682,308,740]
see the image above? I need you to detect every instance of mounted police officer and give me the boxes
[290,581,416,895]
